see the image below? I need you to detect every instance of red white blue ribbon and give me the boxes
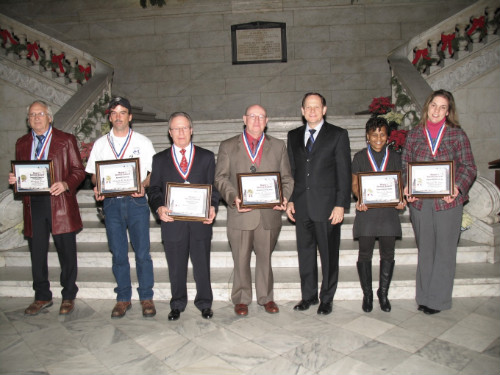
[367,145,389,172]
[172,143,195,182]
[107,128,133,159]
[424,123,446,157]
[33,126,53,160]
[242,132,265,165]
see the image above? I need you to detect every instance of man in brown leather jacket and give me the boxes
[8,100,85,316]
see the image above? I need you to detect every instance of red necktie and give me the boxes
[180,148,188,173]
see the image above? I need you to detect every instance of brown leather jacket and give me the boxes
[15,127,85,237]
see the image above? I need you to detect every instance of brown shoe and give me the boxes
[140,300,156,318]
[264,301,279,314]
[234,303,248,316]
[59,300,75,315]
[111,301,131,319]
[24,300,53,316]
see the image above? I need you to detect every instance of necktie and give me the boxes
[251,140,257,154]
[35,135,45,158]
[180,148,188,173]
[306,129,316,153]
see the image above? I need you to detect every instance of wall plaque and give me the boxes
[231,21,287,64]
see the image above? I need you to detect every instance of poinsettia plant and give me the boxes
[387,129,408,153]
[79,141,94,166]
[368,96,394,116]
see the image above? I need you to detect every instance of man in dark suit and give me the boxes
[8,100,85,316]
[149,112,220,321]
[215,104,294,316]
[286,92,351,315]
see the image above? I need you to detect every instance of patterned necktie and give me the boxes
[180,148,188,173]
[251,140,257,154]
[35,135,45,158]
[306,129,316,152]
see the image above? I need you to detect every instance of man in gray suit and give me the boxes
[215,104,294,316]
[287,92,351,315]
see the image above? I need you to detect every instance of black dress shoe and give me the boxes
[201,308,213,319]
[423,306,441,315]
[418,305,426,311]
[293,297,319,311]
[168,309,181,321]
[317,302,333,315]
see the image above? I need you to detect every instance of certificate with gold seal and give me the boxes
[11,160,54,195]
[166,183,211,221]
[237,172,283,209]
[408,161,454,198]
[96,158,141,197]
[358,171,403,208]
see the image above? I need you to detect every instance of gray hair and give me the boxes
[27,100,53,119]
[168,111,193,129]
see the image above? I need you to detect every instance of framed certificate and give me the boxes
[408,161,454,198]
[11,160,54,195]
[166,183,211,222]
[95,158,141,197]
[358,171,403,208]
[237,172,283,209]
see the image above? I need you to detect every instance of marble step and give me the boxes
[0,262,498,301]
[1,238,490,269]
[72,216,417,244]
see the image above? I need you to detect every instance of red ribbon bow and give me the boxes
[467,16,485,35]
[441,34,455,55]
[78,64,91,81]
[412,48,431,65]
[51,53,65,73]
[0,29,19,45]
[27,42,39,60]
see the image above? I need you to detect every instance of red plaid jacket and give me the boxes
[401,124,476,211]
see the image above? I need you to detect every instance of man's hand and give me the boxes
[286,201,295,222]
[235,197,252,213]
[355,202,368,212]
[329,206,344,225]
[203,206,216,225]
[157,206,174,222]
[131,184,146,198]
[273,197,288,211]
[8,172,16,185]
[50,181,68,196]
[93,186,105,201]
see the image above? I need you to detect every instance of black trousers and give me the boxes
[357,236,396,262]
[296,218,340,303]
[29,195,78,301]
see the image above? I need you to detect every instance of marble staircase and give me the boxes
[0,117,499,302]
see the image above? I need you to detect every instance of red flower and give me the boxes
[369,96,394,115]
[388,129,408,152]
[79,141,94,162]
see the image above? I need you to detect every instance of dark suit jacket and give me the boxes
[15,127,85,237]
[287,121,351,221]
[215,133,294,231]
[148,145,220,240]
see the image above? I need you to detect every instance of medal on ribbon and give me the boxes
[107,128,133,159]
[242,132,264,172]
[424,124,445,157]
[172,143,195,183]
[367,145,389,172]
[34,126,53,160]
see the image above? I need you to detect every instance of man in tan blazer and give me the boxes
[215,104,294,316]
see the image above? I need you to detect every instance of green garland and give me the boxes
[75,93,111,141]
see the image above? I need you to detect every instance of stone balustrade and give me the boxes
[0,13,94,85]
[409,0,499,75]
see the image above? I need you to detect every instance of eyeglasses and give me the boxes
[245,114,266,121]
[170,126,190,133]
[28,112,47,118]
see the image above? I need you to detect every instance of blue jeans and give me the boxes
[103,196,154,301]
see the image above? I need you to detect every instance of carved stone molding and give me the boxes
[0,59,72,107]
[427,42,500,92]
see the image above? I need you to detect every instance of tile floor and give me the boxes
[0,296,499,375]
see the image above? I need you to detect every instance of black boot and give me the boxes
[356,261,373,313]
[377,259,395,312]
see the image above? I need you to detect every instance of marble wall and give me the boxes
[0,0,475,120]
